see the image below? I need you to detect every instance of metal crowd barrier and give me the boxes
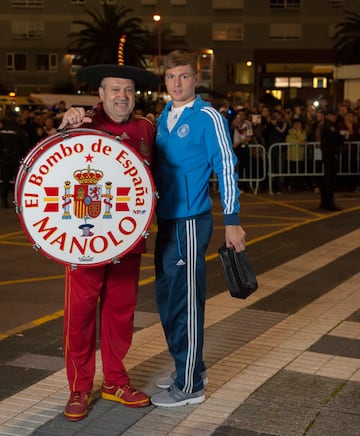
[209,144,267,195]
[267,141,360,195]
[267,142,322,195]
[338,141,360,176]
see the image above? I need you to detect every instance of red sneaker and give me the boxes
[64,391,92,421]
[101,383,150,408]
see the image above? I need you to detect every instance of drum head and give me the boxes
[15,129,156,267]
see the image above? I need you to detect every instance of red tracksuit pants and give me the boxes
[64,253,141,393]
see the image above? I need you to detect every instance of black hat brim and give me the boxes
[77,64,160,89]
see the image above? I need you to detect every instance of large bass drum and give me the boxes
[14,129,156,267]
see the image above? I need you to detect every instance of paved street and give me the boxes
[0,190,359,435]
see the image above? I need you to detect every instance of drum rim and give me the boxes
[15,128,156,267]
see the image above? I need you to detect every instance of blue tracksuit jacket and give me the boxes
[154,95,240,224]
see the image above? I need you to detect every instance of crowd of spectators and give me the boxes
[1,96,360,207]
[217,97,360,194]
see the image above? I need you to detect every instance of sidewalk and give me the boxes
[0,195,359,435]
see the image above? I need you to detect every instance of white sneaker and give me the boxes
[151,384,205,407]
[156,370,208,389]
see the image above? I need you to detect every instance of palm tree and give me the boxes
[333,10,360,65]
[67,4,150,68]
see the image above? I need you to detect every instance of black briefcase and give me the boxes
[218,245,258,299]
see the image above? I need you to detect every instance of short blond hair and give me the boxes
[163,50,198,74]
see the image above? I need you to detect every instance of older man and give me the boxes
[58,64,159,421]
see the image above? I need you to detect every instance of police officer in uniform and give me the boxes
[319,109,343,211]
[0,111,29,207]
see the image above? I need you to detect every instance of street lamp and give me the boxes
[152,14,162,97]
[152,14,162,60]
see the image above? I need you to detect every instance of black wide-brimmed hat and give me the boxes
[77,64,160,89]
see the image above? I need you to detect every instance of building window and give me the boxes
[233,62,254,85]
[198,53,213,89]
[6,53,27,71]
[12,21,44,39]
[289,77,302,87]
[212,0,244,9]
[37,53,58,71]
[266,76,328,89]
[328,0,344,7]
[313,77,327,88]
[275,77,289,87]
[11,0,44,7]
[212,23,243,41]
[269,0,301,8]
[270,23,301,40]
[169,22,186,37]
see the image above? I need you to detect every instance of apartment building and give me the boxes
[0,0,356,107]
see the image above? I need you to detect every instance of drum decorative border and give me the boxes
[15,129,156,267]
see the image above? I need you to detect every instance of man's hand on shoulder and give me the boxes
[58,107,92,129]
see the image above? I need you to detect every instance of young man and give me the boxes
[151,50,246,407]
[58,64,159,421]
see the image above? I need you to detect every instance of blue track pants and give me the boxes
[155,213,213,393]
